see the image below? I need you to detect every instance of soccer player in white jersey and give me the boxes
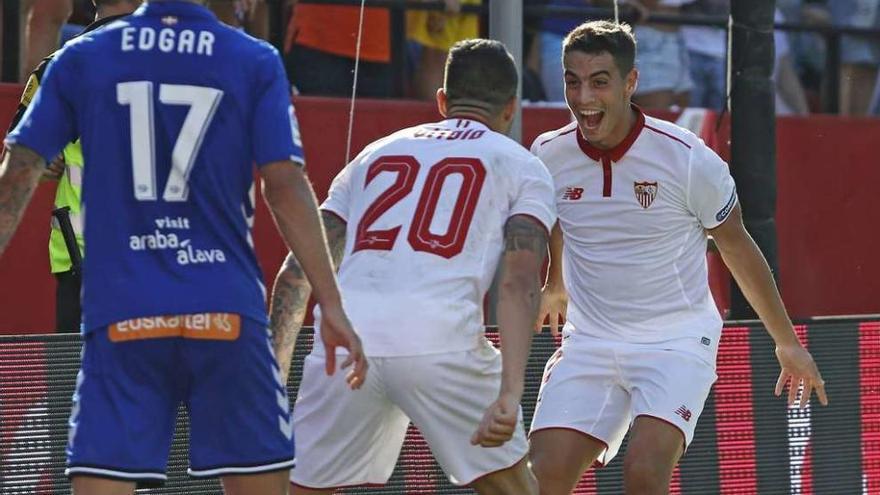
[528,21,828,494]
[278,39,556,494]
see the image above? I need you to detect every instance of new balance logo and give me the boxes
[675,405,693,422]
[562,187,584,200]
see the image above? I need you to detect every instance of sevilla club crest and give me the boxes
[634,181,658,209]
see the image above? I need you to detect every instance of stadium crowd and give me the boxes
[1,0,878,114]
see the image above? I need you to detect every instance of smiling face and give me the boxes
[564,49,638,150]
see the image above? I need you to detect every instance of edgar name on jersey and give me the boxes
[121,25,215,56]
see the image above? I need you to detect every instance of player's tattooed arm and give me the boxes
[473,215,549,448]
[0,145,45,257]
[269,252,311,385]
[502,215,550,317]
[321,210,347,271]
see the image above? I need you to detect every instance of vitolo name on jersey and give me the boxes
[121,26,215,56]
[413,128,485,140]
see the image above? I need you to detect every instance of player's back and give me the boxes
[320,118,554,357]
[34,2,301,330]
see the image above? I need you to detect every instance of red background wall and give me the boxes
[0,86,877,333]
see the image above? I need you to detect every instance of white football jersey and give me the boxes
[318,118,556,357]
[531,108,737,345]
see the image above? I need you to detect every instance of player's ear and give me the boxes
[502,97,516,122]
[625,68,638,99]
[437,88,448,117]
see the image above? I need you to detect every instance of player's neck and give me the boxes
[446,108,492,129]
[95,4,137,19]
[603,104,637,150]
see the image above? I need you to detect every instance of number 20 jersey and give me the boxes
[319,118,557,357]
[6,2,303,332]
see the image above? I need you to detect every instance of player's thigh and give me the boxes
[530,339,632,466]
[291,353,410,488]
[624,340,717,453]
[222,470,289,495]
[71,476,135,495]
[67,329,180,485]
[529,428,606,480]
[184,318,294,476]
[388,343,529,487]
[624,415,684,483]
[470,456,537,495]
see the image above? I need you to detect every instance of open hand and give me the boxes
[775,343,828,408]
[319,304,368,390]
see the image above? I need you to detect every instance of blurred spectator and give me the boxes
[777,0,830,112]
[828,0,880,115]
[407,0,482,100]
[630,0,694,109]
[209,0,269,39]
[775,9,811,114]
[6,0,75,81]
[284,3,392,97]
[681,0,727,110]
[535,0,588,102]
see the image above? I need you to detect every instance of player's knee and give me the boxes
[471,459,537,495]
[529,452,570,494]
[623,453,670,494]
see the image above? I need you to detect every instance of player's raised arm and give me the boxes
[709,203,828,408]
[0,145,47,257]
[261,163,366,389]
[535,221,567,336]
[472,215,548,448]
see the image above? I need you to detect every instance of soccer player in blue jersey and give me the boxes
[0,1,367,494]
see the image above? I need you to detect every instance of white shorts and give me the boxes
[530,333,717,465]
[291,340,528,488]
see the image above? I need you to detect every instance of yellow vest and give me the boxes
[49,141,84,273]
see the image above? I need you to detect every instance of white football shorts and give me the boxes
[291,339,528,488]
[530,332,718,465]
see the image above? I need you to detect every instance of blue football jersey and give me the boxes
[7,1,304,332]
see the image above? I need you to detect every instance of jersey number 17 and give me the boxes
[117,81,223,202]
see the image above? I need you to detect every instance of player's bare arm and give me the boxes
[261,162,367,389]
[535,221,568,335]
[709,203,828,408]
[320,210,347,270]
[268,252,311,385]
[0,145,46,257]
[472,215,548,448]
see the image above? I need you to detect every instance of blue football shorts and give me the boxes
[65,314,295,486]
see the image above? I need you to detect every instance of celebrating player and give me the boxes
[286,39,555,494]
[0,1,365,494]
[529,20,828,494]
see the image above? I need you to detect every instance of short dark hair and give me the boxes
[563,20,636,76]
[444,39,518,112]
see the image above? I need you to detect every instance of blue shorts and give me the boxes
[66,315,295,485]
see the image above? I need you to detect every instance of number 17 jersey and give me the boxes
[6,2,303,332]
[318,118,556,357]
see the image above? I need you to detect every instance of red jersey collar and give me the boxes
[576,104,645,162]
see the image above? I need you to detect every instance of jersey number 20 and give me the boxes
[354,155,485,259]
[117,82,223,202]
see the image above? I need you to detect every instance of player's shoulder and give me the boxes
[641,115,704,153]
[530,121,578,156]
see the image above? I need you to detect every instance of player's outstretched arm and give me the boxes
[0,145,46,257]
[261,162,367,389]
[709,203,828,408]
[268,252,311,385]
[535,221,568,336]
[472,215,549,448]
